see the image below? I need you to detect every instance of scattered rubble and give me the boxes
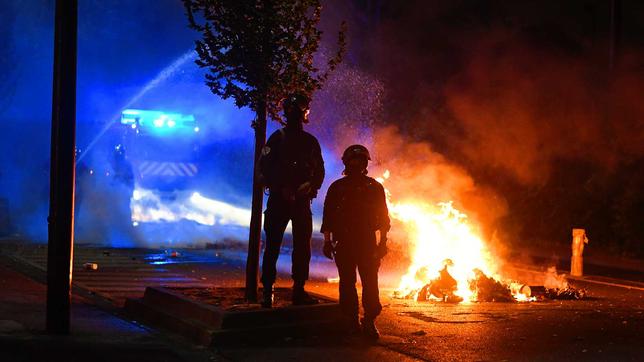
[469,269,514,302]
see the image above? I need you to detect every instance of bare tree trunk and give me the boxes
[245,100,267,302]
[47,0,77,334]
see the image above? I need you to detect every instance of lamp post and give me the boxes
[47,0,78,334]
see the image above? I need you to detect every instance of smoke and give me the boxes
[343,0,644,255]
[2,0,641,260]
[443,33,644,185]
[369,126,507,234]
[0,0,258,246]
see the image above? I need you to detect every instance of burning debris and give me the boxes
[538,286,587,300]
[393,267,588,303]
[414,260,463,303]
[379,169,586,303]
[393,261,586,303]
[469,269,515,302]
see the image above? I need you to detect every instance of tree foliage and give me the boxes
[183,0,346,122]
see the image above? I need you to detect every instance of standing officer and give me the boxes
[321,144,390,340]
[259,92,325,308]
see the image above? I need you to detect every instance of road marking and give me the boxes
[568,277,644,291]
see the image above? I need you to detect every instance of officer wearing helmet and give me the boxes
[258,92,325,308]
[321,144,390,341]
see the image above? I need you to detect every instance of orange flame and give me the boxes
[378,170,530,302]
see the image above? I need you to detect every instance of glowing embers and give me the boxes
[414,259,464,303]
[130,187,250,226]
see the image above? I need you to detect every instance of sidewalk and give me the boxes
[0,261,217,362]
[0,242,419,361]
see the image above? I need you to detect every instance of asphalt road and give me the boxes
[162,250,644,362]
[3,243,642,361]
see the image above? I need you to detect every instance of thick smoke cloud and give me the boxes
[444,35,644,185]
[342,0,644,256]
[370,126,507,233]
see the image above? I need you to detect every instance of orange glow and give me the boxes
[377,170,528,302]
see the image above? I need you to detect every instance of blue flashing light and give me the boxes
[121,109,197,136]
[153,117,165,127]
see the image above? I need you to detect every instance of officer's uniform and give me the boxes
[321,173,390,322]
[259,124,324,287]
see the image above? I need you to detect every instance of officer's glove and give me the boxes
[322,240,335,260]
[374,243,388,260]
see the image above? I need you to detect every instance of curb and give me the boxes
[125,286,342,346]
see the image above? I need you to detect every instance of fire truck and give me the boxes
[121,109,200,188]
[119,109,208,225]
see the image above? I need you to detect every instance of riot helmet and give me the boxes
[283,92,311,124]
[342,144,371,175]
[342,144,371,164]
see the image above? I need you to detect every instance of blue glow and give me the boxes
[153,117,164,127]
[121,109,197,136]
[1,0,345,249]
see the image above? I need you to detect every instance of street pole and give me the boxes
[245,101,267,302]
[47,0,78,334]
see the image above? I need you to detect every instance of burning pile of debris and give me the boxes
[377,170,586,304]
[393,261,586,303]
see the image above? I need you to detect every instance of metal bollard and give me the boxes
[571,228,589,277]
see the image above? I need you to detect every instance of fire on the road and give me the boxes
[376,170,532,303]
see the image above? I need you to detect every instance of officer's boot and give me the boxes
[292,282,318,305]
[341,316,361,336]
[261,284,273,308]
[361,317,380,341]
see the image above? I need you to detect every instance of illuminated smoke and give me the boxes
[78,50,198,163]
[130,188,250,227]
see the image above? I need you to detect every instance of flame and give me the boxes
[378,170,519,302]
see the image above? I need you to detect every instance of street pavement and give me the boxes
[0,260,217,362]
[166,249,644,361]
[1,240,643,361]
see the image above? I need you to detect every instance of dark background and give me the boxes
[0,0,641,258]
[339,0,643,258]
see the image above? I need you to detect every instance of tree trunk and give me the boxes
[47,0,77,334]
[245,101,267,302]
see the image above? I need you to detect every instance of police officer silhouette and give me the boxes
[258,93,324,307]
